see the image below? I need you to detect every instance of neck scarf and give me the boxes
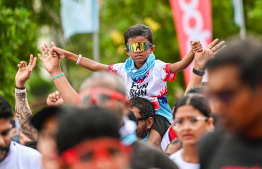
[124,53,155,82]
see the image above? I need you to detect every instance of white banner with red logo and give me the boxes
[169,0,212,84]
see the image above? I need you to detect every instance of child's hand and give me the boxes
[190,41,203,53]
[38,43,62,76]
[15,55,37,88]
[50,42,67,59]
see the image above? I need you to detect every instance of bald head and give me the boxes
[79,72,130,118]
[80,72,127,96]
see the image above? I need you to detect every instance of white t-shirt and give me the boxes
[109,60,176,123]
[161,126,177,151]
[0,141,42,169]
[169,149,200,169]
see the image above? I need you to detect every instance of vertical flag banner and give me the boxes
[169,0,212,84]
[61,0,99,40]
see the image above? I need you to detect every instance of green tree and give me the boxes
[0,1,39,108]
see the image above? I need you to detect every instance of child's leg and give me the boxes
[147,115,171,147]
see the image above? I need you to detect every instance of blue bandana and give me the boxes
[124,53,155,83]
[142,132,150,142]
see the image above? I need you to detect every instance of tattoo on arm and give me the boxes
[15,92,38,141]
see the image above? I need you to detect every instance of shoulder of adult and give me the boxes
[13,141,42,167]
[199,129,225,169]
[14,141,41,157]
[132,140,179,169]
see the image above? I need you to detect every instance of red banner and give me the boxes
[169,0,212,84]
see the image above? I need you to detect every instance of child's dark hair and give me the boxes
[173,94,211,119]
[130,97,155,118]
[124,24,153,45]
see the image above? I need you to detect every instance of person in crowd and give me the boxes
[0,96,42,169]
[14,54,179,168]
[30,106,62,169]
[169,94,214,169]
[130,97,155,141]
[165,138,182,156]
[15,55,65,169]
[200,38,262,169]
[77,72,179,169]
[57,106,132,169]
[39,24,208,147]
[130,97,177,151]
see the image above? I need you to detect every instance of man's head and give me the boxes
[79,72,130,120]
[130,97,155,138]
[0,96,13,162]
[31,106,61,169]
[206,38,262,137]
[57,106,131,169]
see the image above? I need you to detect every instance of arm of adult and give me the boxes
[50,43,108,71]
[38,43,79,106]
[15,55,38,141]
[185,39,226,94]
[170,41,203,73]
[147,128,162,147]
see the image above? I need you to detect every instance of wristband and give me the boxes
[76,54,82,65]
[15,85,26,90]
[15,88,26,93]
[52,73,65,80]
[193,68,205,76]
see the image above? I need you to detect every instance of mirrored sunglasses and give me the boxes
[126,42,152,52]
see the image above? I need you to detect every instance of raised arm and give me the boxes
[38,43,79,106]
[50,43,108,71]
[185,39,226,94]
[15,55,38,141]
[170,41,203,73]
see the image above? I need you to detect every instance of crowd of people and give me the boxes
[0,24,262,169]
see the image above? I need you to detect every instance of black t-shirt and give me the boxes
[131,140,178,169]
[199,130,262,169]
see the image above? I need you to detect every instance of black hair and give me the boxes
[205,38,262,88]
[130,97,155,118]
[166,138,182,149]
[56,106,121,154]
[0,96,13,120]
[25,141,38,150]
[124,24,153,45]
[186,86,206,95]
[173,94,211,119]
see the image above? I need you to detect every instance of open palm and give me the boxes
[38,42,61,74]
[195,39,226,70]
[15,55,37,86]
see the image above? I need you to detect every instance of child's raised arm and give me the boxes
[170,41,202,73]
[50,42,108,72]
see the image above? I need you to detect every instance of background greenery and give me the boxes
[1,0,261,110]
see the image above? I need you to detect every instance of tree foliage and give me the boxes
[0,1,39,108]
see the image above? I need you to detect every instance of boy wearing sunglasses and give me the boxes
[39,24,224,147]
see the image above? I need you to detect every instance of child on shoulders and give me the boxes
[47,24,203,147]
